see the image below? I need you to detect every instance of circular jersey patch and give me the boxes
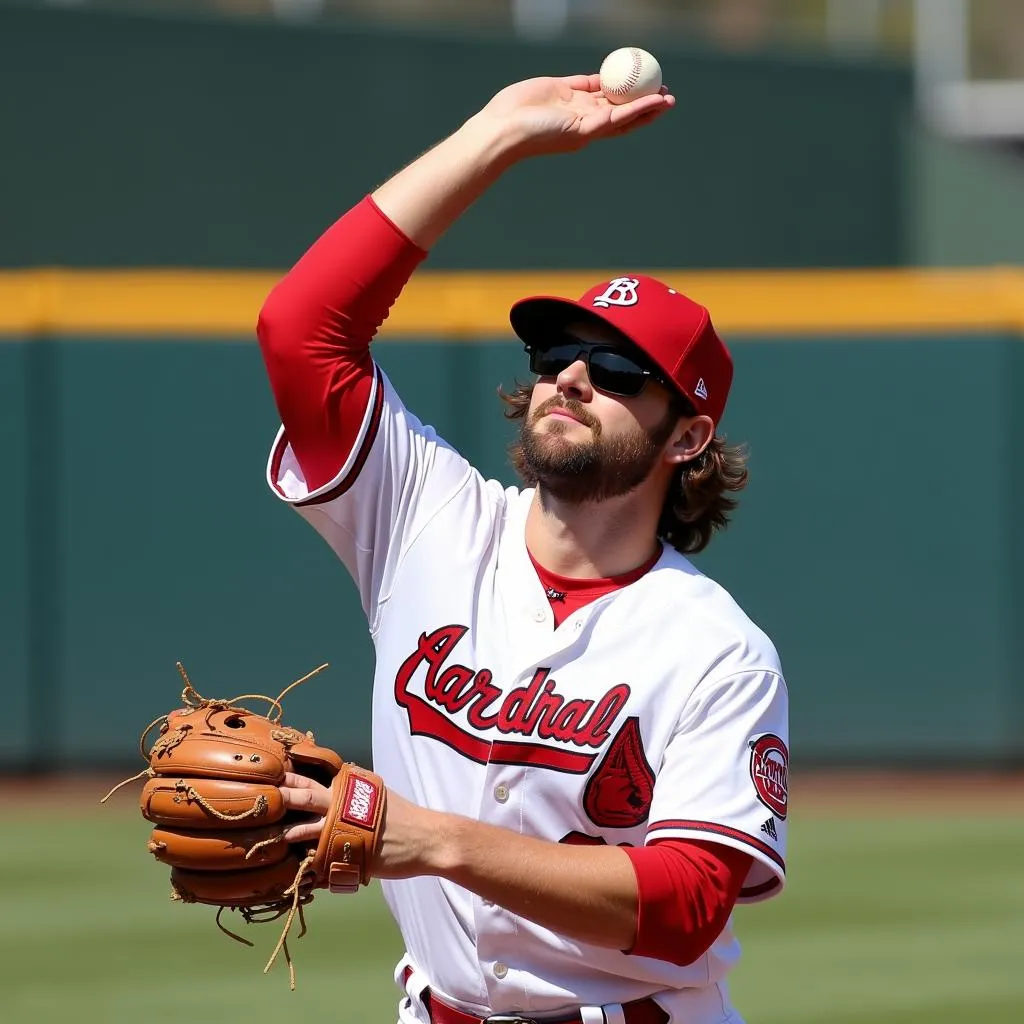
[750,734,789,819]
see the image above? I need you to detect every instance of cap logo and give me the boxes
[695,378,708,400]
[592,277,640,308]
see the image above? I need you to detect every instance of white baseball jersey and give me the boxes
[267,364,789,1024]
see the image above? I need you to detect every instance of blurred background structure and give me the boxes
[4,0,1024,269]
[14,0,1024,85]
[0,2,1022,1022]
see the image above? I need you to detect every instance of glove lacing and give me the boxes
[101,660,331,989]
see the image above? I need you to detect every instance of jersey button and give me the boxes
[493,783,510,803]
[531,607,546,622]
[493,962,508,979]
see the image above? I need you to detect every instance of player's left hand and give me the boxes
[476,74,674,158]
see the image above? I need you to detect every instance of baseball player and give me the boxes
[258,72,788,1024]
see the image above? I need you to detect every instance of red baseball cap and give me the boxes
[509,275,733,426]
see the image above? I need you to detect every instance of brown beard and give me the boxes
[514,395,678,504]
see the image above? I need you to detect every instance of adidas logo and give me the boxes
[760,816,778,841]
[694,378,708,400]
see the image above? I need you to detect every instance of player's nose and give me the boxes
[556,359,593,402]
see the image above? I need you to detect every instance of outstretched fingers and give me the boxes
[280,772,331,813]
[607,90,675,127]
[280,773,330,842]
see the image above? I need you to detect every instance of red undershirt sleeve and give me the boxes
[256,196,427,492]
[623,839,753,966]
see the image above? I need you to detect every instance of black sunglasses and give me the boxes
[525,339,668,398]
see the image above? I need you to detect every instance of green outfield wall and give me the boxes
[0,6,910,271]
[1,269,1022,769]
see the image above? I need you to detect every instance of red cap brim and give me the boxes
[511,295,644,357]
[510,294,680,395]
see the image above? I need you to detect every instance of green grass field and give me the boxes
[1,785,1022,1023]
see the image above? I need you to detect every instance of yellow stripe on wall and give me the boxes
[1,268,1023,337]
[0,270,280,338]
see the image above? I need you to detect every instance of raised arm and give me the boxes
[259,72,673,495]
[372,73,674,248]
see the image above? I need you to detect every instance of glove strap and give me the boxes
[315,763,386,893]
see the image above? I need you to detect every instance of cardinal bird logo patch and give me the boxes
[750,733,789,820]
[582,716,654,828]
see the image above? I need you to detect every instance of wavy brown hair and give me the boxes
[499,382,749,555]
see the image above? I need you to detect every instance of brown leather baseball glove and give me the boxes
[102,662,386,988]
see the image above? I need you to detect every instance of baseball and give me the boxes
[599,47,663,105]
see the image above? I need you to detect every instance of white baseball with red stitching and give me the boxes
[599,47,662,104]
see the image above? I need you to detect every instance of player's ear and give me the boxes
[664,414,714,465]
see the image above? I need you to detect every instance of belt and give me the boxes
[424,992,668,1024]
[402,969,669,1024]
